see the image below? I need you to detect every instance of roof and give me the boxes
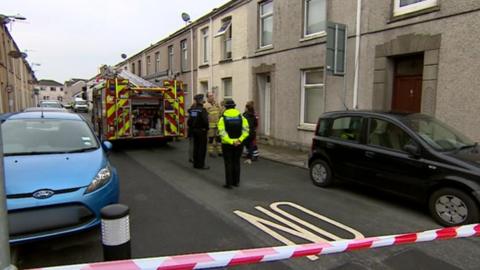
[4,111,82,121]
[37,79,64,87]
[115,0,247,66]
[65,78,87,87]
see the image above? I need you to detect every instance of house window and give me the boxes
[202,28,209,64]
[155,52,160,73]
[259,0,273,48]
[393,0,438,16]
[301,68,324,125]
[60,87,63,91]
[40,87,45,91]
[131,63,136,75]
[137,60,142,76]
[304,0,326,37]
[200,81,209,93]
[146,55,151,75]
[50,87,56,91]
[180,40,188,72]
[222,78,232,98]
[215,18,232,60]
[168,45,174,72]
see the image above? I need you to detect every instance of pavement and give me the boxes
[256,142,309,169]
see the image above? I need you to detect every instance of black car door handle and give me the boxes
[365,151,375,158]
[326,142,335,149]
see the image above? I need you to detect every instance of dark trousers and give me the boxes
[222,144,243,186]
[244,136,254,159]
[193,129,207,168]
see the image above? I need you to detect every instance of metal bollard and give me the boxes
[100,204,131,261]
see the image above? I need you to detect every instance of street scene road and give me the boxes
[13,138,480,269]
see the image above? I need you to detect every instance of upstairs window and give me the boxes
[202,28,209,64]
[137,60,142,76]
[259,1,273,48]
[168,45,174,72]
[180,40,188,72]
[146,55,151,75]
[215,18,232,60]
[155,52,160,73]
[393,0,438,17]
[304,0,326,37]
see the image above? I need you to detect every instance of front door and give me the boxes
[257,74,271,136]
[392,75,422,113]
[391,54,424,113]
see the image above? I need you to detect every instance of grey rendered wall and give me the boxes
[358,0,480,140]
[246,0,358,148]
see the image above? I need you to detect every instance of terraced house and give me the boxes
[115,0,480,149]
[0,21,36,112]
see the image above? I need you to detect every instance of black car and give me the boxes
[309,111,480,226]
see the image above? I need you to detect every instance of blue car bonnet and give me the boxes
[5,148,107,195]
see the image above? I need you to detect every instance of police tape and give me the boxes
[33,224,480,270]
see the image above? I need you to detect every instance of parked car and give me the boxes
[24,107,67,112]
[38,100,63,109]
[309,111,480,226]
[73,99,89,113]
[2,111,119,243]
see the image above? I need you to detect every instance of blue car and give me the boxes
[2,111,119,243]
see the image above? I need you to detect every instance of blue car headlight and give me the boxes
[85,166,112,194]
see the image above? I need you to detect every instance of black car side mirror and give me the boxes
[404,143,421,158]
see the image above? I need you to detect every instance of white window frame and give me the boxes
[259,0,273,48]
[202,28,209,64]
[222,77,233,99]
[303,0,326,38]
[180,40,188,72]
[300,68,324,126]
[393,0,438,17]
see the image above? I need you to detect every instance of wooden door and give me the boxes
[392,75,422,113]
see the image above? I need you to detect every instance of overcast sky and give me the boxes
[1,0,229,83]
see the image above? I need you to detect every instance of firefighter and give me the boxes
[204,92,222,157]
[188,94,209,169]
[217,99,249,189]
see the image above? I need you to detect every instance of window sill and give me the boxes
[389,6,440,23]
[300,32,326,42]
[198,64,210,69]
[219,58,233,64]
[297,125,315,132]
[256,45,274,53]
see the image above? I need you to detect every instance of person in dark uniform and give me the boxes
[217,99,249,188]
[187,94,209,169]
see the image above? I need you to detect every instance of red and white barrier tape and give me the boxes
[32,224,480,270]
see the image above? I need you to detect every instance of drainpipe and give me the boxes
[190,25,194,101]
[353,0,362,109]
[209,16,213,94]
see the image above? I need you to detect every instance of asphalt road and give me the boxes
[12,138,480,269]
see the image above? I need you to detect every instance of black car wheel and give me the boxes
[428,188,479,226]
[310,159,333,187]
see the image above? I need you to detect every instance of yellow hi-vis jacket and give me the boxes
[217,108,249,145]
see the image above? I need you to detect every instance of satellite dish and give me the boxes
[181,12,191,23]
[121,53,127,59]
